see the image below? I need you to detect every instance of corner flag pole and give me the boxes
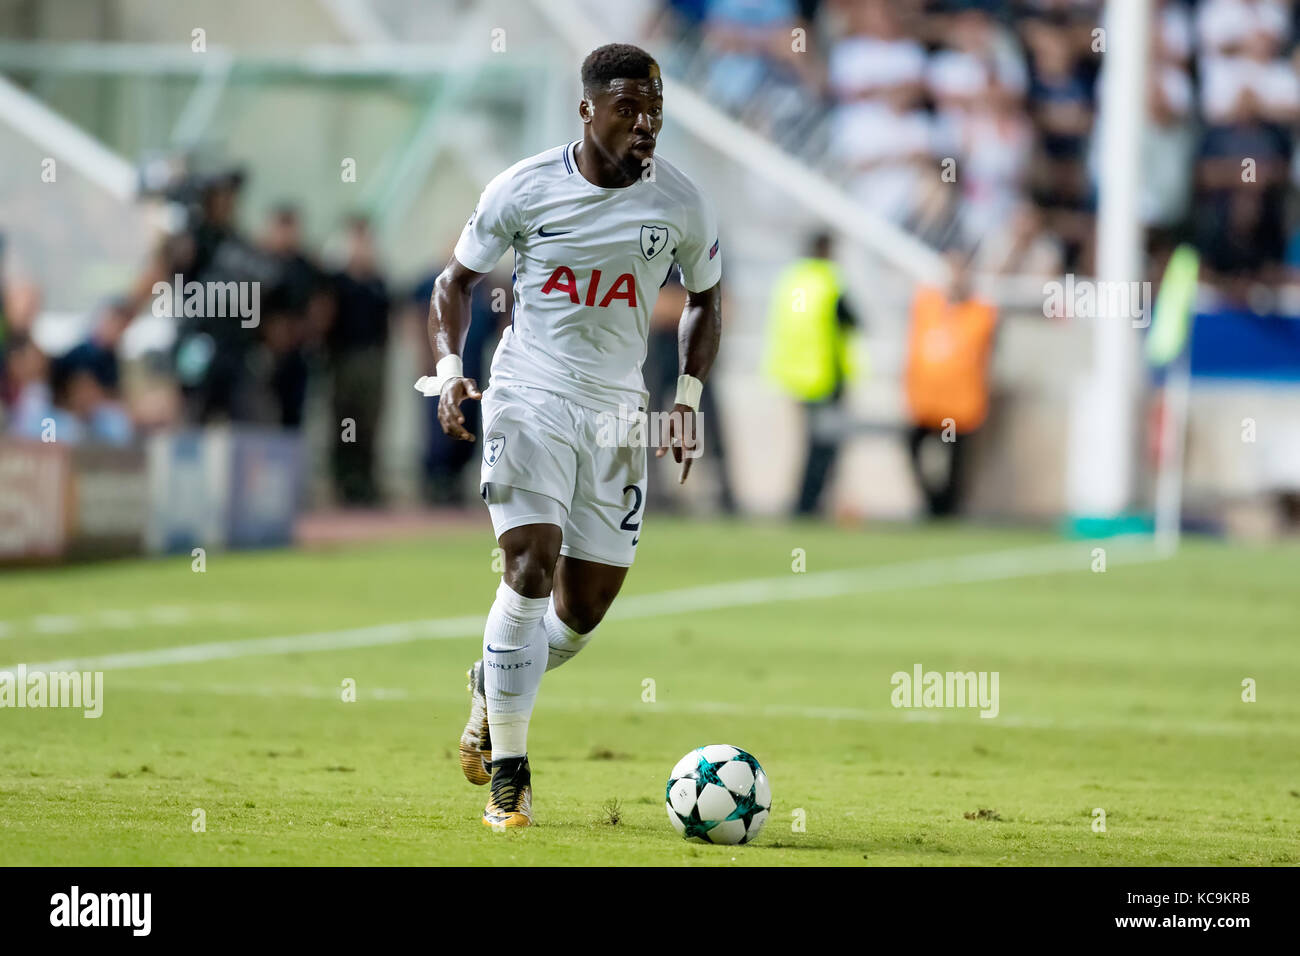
[1153,349,1191,555]
[1149,244,1200,556]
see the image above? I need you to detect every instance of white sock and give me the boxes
[543,596,593,671]
[482,578,549,760]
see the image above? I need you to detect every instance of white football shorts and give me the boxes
[479,383,647,568]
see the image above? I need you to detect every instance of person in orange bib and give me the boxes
[903,250,997,517]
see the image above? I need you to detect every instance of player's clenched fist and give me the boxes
[438,377,483,441]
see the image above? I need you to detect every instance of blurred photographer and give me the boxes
[259,203,329,428]
[142,163,278,423]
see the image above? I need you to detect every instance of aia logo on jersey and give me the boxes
[640,224,669,261]
[541,267,637,308]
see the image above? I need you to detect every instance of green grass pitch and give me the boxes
[1,520,1296,866]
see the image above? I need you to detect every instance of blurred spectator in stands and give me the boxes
[645,0,711,49]
[904,248,996,517]
[698,0,821,142]
[408,256,506,505]
[1193,0,1295,290]
[0,232,6,347]
[645,266,738,514]
[828,0,925,109]
[1195,127,1291,290]
[1198,4,1298,126]
[326,215,389,506]
[828,0,935,224]
[927,5,1028,132]
[1131,0,1197,248]
[924,5,1032,249]
[1,277,41,342]
[10,344,132,446]
[1157,0,1194,68]
[1014,0,1104,34]
[762,232,859,516]
[75,296,134,393]
[957,91,1035,250]
[260,204,328,428]
[0,278,42,405]
[1196,0,1290,63]
[976,200,1065,277]
[1022,14,1097,271]
[2,333,47,434]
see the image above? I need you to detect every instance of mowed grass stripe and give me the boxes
[3,539,1162,673]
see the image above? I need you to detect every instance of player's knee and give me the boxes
[499,526,561,598]
[502,548,554,597]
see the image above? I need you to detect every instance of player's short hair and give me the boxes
[581,43,658,93]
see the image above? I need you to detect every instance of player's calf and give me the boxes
[543,556,629,670]
[481,578,549,761]
[543,596,591,670]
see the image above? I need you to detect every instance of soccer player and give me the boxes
[419,43,722,829]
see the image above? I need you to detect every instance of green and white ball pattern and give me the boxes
[665,745,771,845]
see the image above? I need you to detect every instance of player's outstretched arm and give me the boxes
[428,255,489,442]
[658,279,721,483]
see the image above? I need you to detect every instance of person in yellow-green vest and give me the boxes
[762,233,860,516]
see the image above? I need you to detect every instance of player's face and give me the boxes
[586,76,664,177]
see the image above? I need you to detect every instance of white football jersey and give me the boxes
[454,141,722,411]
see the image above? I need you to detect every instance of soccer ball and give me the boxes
[665,744,771,845]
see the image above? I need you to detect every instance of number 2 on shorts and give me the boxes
[620,484,643,545]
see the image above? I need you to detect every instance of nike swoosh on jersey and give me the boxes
[536,226,573,237]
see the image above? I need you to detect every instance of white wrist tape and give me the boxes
[675,374,703,411]
[413,355,464,397]
[436,354,463,381]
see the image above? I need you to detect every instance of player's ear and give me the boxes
[578,96,593,124]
